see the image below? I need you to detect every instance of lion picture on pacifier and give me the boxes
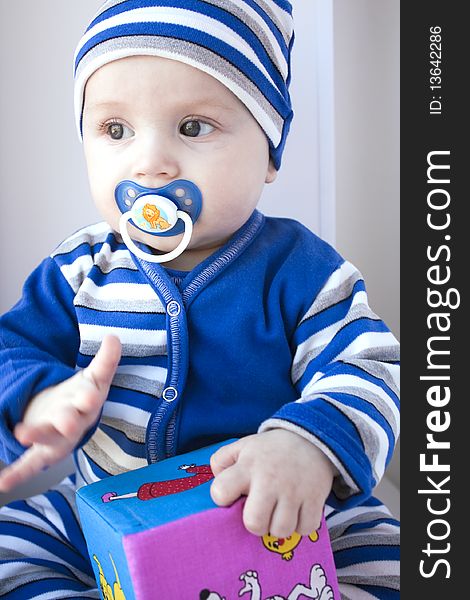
[142,203,171,230]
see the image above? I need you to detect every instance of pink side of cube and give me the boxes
[123,498,340,599]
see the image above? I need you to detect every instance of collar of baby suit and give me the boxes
[134,209,265,307]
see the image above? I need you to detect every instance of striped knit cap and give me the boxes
[74,0,294,169]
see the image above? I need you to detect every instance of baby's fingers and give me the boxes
[14,422,64,448]
[210,436,254,476]
[0,444,62,493]
[82,335,121,394]
[242,484,276,536]
[18,402,93,445]
[210,464,250,507]
[296,502,323,537]
[268,498,301,538]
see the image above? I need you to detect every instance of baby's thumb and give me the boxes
[83,335,122,394]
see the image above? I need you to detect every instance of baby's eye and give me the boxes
[179,119,215,138]
[105,122,134,140]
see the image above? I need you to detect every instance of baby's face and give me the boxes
[82,55,276,268]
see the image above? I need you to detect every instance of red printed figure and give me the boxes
[101,464,214,503]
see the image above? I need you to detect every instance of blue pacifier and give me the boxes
[115,179,202,263]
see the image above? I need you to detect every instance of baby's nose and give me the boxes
[133,133,180,181]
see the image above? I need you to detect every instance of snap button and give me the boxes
[162,387,178,402]
[167,300,181,317]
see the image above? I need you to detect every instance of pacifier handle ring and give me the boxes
[119,210,193,263]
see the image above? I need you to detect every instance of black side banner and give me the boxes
[401,3,466,597]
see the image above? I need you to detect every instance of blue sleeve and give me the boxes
[0,257,80,463]
[259,260,400,509]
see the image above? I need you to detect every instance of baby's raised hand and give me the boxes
[210,430,337,538]
[0,335,121,492]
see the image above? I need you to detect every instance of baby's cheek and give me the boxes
[94,194,121,231]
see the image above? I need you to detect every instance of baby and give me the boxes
[0,1,400,598]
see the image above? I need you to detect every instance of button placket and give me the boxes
[138,260,189,462]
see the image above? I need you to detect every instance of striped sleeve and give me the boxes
[259,260,400,508]
[0,258,80,464]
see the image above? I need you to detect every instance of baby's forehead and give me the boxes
[84,55,246,114]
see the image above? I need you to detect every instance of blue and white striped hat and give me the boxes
[74,0,294,169]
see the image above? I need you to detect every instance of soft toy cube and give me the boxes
[76,440,340,600]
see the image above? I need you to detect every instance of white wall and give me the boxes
[0,0,100,312]
[334,0,400,339]
[333,0,400,490]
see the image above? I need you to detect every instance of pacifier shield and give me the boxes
[115,179,202,237]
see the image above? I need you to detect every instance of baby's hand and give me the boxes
[0,335,121,492]
[210,430,337,538]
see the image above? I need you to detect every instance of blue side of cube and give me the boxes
[76,440,234,538]
[76,487,136,600]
